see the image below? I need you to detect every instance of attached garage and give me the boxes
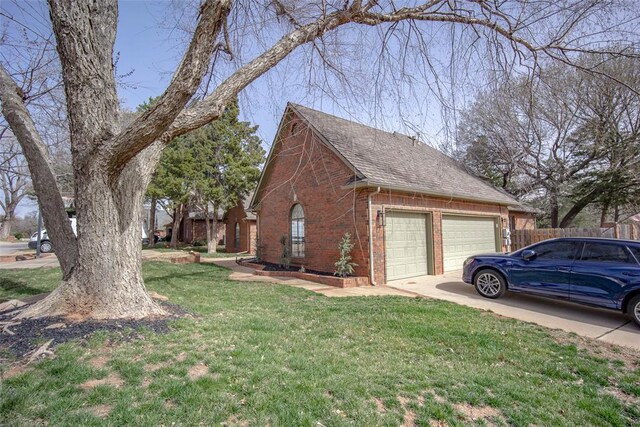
[385,211,431,281]
[442,215,499,272]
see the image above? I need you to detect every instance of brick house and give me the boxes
[176,207,225,246]
[251,104,536,284]
[224,194,257,254]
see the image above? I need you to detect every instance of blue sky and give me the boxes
[5,0,524,214]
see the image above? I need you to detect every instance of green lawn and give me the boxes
[1,262,638,426]
[143,244,246,258]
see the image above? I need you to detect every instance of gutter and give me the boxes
[368,187,381,286]
[344,180,517,207]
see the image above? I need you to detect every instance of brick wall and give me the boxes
[255,112,370,277]
[509,212,536,230]
[184,219,225,245]
[369,190,509,281]
[225,201,257,254]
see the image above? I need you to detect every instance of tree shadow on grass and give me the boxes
[0,277,46,300]
[144,263,227,285]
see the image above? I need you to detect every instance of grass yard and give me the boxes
[143,245,245,258]
[1,262,639,426]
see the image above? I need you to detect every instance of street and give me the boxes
[0,241,30,255]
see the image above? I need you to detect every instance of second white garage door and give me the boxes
[442,215,498,272]
[385,211,429,281]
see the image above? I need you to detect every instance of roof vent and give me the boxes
[411,135,418,146]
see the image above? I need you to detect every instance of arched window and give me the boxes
[235,222,240,249]
[290,204,305,258]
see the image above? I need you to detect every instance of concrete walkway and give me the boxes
[387,271,640,351]
[208,259,415,297]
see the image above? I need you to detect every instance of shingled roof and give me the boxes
[289,103,523,206]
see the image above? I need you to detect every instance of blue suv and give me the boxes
[462,238,640,327]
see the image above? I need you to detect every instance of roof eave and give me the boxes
[346,180,517,207]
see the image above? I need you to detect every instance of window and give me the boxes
[580,242,634,264]
[629,246,640,264]
[235,223,240,249]
[509,216,516,231]
[533,241,579,260]
[291,204,305,258]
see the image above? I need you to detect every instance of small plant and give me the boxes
[255,238,263,261]
[334,232,358,277]
[279,235,291,269]
[299,265,306,273]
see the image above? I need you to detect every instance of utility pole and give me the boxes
[36,208,42,257]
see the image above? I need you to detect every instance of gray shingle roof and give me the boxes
[290,103,522,206]
[243,191,256,220]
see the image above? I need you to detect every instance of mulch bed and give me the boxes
[251,260,335,277]
[0,300,190,362]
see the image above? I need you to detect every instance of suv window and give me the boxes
[533,241,579,260]
[627,246,640,264]
[580,242,634,264]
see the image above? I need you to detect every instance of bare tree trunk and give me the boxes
[147,197,157,246]
[0,213,13,239]
[170,204,183,249]
[0,201,17,239]
[19,157,165,319]
[549,192,559,228]
[600,200,610,227]
[559,190,598,228]
[205,204,218,254]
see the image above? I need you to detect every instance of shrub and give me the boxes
[279,235,291,269]
[192,240,204,247]
[13,232,24,240]
[334,232,358,277]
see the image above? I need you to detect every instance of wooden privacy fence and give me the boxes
[512,224,640,250]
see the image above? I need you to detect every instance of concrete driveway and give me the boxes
[388,271,640,351]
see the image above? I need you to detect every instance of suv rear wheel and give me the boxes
[628,295,640,327]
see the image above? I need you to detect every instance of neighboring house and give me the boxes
[251,103,536,284]
[508,205,537,231]
[175,206,226,245]
[224,193,257,254]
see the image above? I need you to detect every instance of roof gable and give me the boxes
[289,103,521,206]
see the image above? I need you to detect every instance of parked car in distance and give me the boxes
[29,219,150,253]
[462,237,640,326]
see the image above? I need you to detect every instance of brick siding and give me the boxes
[225,201,257,254]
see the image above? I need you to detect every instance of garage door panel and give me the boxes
[442,216,497,272]
[385,212,429,281]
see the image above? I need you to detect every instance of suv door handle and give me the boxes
[622,271,640,277]
[556,266,571,272]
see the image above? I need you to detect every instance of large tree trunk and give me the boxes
[19,156,166,319]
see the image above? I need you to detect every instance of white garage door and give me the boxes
[385,212,429,281]
[442,215,498,272]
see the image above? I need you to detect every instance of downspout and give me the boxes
[368,187,381,286]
